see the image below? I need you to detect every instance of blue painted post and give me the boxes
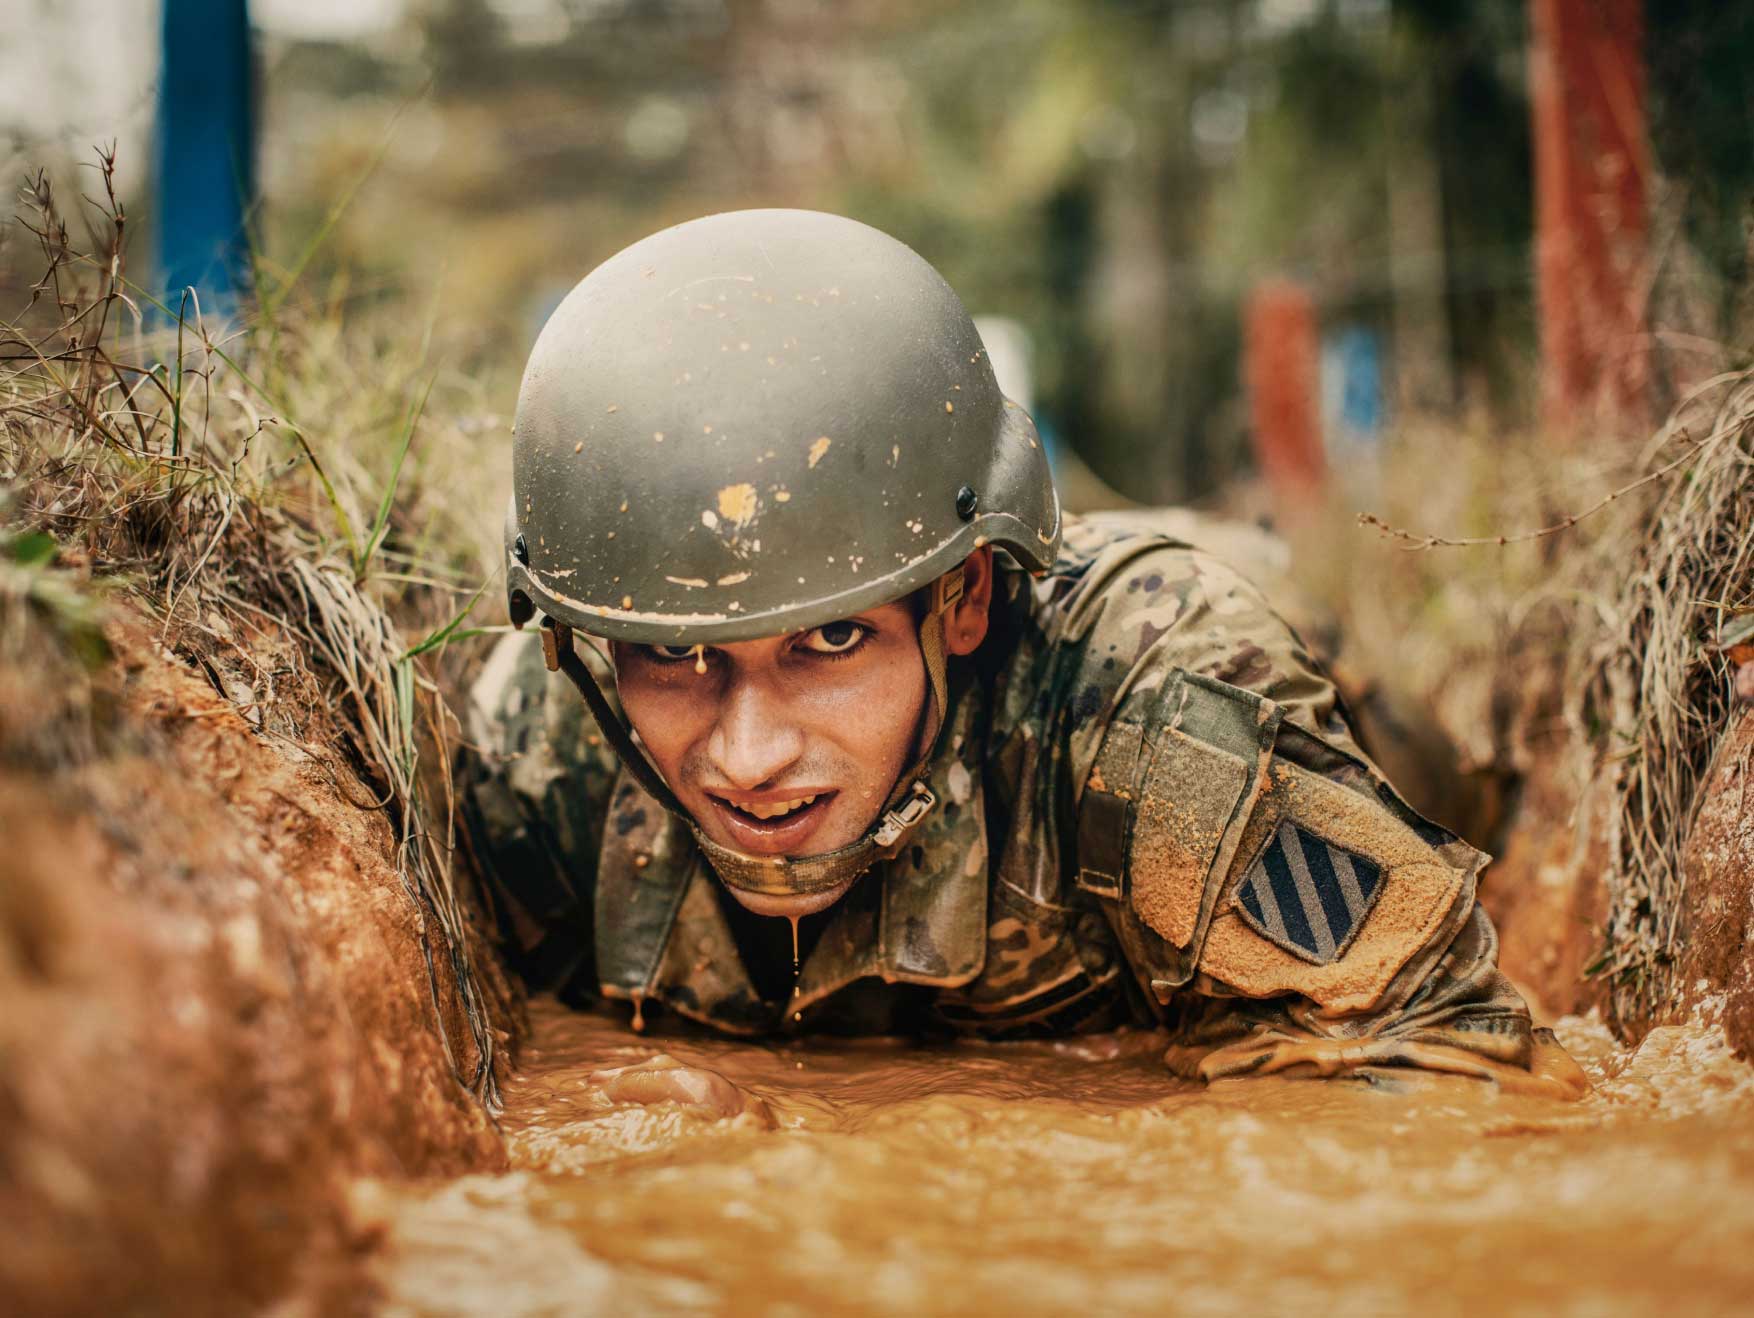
[1335,325,1384,444]
[155,0,255,315]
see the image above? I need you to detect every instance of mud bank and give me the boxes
[1476,742,1614,1022]
[0,611,514,1316]
[1668,710,1754,1048]
[1484,708,1754,1054]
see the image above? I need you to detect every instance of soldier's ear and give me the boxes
[944,547,994,656]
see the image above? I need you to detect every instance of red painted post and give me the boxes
[1244,279,1324,515]
[1530,0,1648,432]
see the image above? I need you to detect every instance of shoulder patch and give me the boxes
[1196,760,1472,1014]
[1235,820,1384,964]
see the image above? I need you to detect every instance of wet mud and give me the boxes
[0,614,512,1316]
[368,998,1754,1316]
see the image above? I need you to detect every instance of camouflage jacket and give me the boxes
[464,512,1566,1088]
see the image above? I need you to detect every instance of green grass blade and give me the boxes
[401,578,492,661]
[107,271,362,557]
[359,372,435,577]
[9,531,57,567]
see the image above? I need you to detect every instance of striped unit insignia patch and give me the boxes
[1234,820,1385,964]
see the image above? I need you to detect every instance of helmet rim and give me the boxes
[509,495,1058,645]
[504,208,1062,641]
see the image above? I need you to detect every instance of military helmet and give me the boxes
[505,210,1062,901]
[504,208,1061,642]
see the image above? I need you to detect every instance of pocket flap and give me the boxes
[1075,669,1282,992]
[1129,727,1252,948]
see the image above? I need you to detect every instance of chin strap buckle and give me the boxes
[540,617,569,672]
[930,568,965,618]
[872,779,938,851]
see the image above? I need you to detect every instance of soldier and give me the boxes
[465,209,1582,1094]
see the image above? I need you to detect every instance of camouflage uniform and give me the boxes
[464,513,1572,1089]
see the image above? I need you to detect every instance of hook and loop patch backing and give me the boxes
[1235,820,1384,965]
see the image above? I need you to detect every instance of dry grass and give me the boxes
[0,149,508,1109]
[1287,376,1754,1031]
[1286,414,1649,780]
[1578,373,1754,1021]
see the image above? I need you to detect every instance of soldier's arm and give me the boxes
[1155,738,1584,1097]
[460,631,622,999]
[1065,545,1585,1096]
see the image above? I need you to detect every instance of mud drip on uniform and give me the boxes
[369,1000,1754,1314]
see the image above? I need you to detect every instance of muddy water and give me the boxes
[366,998,1754,1316]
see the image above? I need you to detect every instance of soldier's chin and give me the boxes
[723,878,857,919]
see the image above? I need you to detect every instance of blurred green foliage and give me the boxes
[244,0,1746,502]
[1648,0,1754,339]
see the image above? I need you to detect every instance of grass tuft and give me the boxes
[1580,373,1754,1022]
[1,149,507,1110]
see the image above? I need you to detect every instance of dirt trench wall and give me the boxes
[1667,709,1754,1048]
[1484,709,1754,1055]
[1477,743,1615,1023]
[0,612,516,1317]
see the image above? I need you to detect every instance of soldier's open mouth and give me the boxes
[706,790,838,852]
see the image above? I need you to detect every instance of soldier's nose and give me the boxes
[704,679,805,791]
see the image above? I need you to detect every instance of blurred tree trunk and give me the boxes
[1530,0,1649,432]
[1244,279,1324,516]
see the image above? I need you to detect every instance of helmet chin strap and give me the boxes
[540,569,966,901]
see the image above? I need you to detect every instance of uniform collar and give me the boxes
[597,665,990,1032]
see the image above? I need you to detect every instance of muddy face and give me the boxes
[612,551,994,919]
[613,603,925,911]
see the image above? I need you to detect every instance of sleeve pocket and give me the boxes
[1076,670,1282,992]
[1128,729,1252,950]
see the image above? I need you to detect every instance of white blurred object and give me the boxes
[972,316,1035,413]
[0,0,156,148]
[624,96,691,161]
[1076,104,1138,162]
[255,0,405,40]
[1255,0,1321,37]
[1191,89,1249,165]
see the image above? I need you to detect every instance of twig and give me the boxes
[1357,427,1722,550]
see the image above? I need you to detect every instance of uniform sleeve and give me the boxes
[460,631,622,997]
[1064,545,1586,1097]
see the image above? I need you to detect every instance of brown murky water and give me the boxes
[364,998,1754,1316]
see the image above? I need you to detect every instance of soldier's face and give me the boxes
[613,551,993,918]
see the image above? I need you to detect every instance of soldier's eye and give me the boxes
[647,643,704,663]
[799,620,867,656]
